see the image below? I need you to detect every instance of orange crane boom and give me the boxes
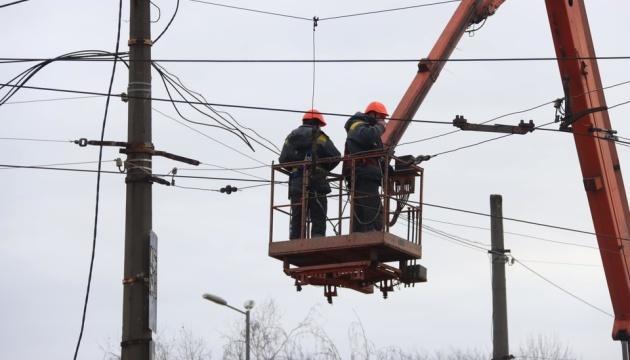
[381,0,630,341]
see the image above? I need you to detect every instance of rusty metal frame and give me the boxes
[270,152,426,300]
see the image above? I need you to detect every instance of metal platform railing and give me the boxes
[269,151,424,248]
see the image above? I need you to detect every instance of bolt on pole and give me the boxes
[490,194,511,360]
[121,1,154,359]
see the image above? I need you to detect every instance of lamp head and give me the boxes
[202,293,227,306]
[243,300,255,310]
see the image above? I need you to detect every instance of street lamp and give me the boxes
[202,293,254,360]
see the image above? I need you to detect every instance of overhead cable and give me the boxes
[518,259,600,268]
[153,107,269,166]
[0,0,29,8]
[0,136,73,143]
[318,0,461,21]
[0,51,129,106]
[0,82,453,125]
[189,0,311,21]
[425,224,612,317]
[419,200,626,240]
[422,217,600,250]
[152,62,280,154]
[0,163,281,183]
[3,55,630,64]
[0,160,116,170]
[3,95,103,105]
[513,257,612,317]
[398,78,630,147]
[153,0,179,44]
[73,1,123,359]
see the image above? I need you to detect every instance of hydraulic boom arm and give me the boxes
[382,0,505,149]
[545,0,630,340]
[381,0,630,340]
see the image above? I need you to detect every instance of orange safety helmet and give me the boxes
[364,101,389,117]
[302,108,327,127]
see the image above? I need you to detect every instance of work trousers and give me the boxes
[289,191,328,239]
[352,178,383,232]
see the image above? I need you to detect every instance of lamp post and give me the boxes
[202,293,254,360]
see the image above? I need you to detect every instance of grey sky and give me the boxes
[1,0,629,359]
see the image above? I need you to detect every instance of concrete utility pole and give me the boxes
[121,1,155,359]
[490,195,512,360]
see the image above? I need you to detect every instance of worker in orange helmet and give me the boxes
[279,109,341,239]
[343,101,388,232]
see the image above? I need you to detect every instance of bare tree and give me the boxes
[221,300,341,360]
[101,303,576,360]
[101,327,211,360]
[518,334,576,360]
[156,327,212,360]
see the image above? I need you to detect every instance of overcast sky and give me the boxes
[1,0,630,359]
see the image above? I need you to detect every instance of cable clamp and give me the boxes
[75,138,88,147]
[122,272,148,286]
[312,16,319,29]
[589,126,619,141]
[220,185,238,194]
[417,58,431,73]
[170,167,178,185]
[128,38,153,46]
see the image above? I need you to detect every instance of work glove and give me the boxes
[376,119,386,134]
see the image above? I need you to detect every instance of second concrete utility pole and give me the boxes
[490,194,513,360]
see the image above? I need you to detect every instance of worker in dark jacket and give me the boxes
[344,101,388,232]
[279,109,341,239]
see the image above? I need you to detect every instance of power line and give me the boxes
[189,0,311,21]
[418,200,630,241]
[423,224,492,252]
[0,0,29,8]
[7,82,629,137]
[190,0,461,22]
[0,51,129,106]
[194,161,268,181]
[3,55,630,64]
[152,62,281,154]
[174,182,269,193]
[179,164,269,171]
[424,223,612,317]
[0,82,455,125]
[319,0,461,21]
[398,79,630,147]
[0,82,454,125]
[0,136,73,143]
[174,184,219,192]
[153,107,269,166]
[153,0,179,44]
[425,105,630,157]
[2,95,103,104]
[512,257,612,317]
[149,1,161,23]
[535,125,630,146]
[609,99,630,110]
[73,1,123,359]
[430,132,513,157]
[422,218,600,250]
[518,259,600,268]
[0,163,281,183]
[0,160,116,170]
